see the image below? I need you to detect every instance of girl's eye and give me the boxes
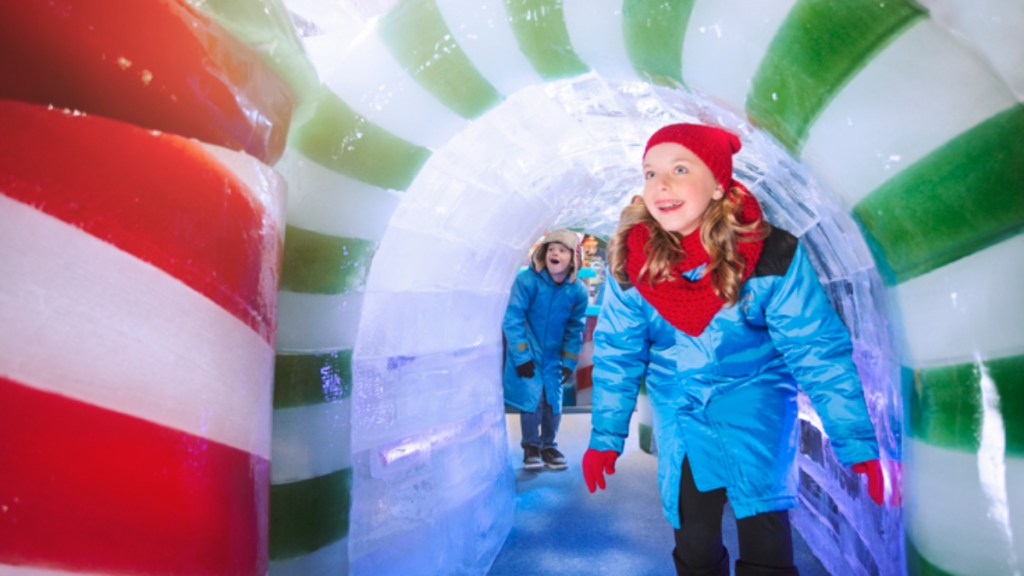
[674,165,688,174]
[645,171,655,179]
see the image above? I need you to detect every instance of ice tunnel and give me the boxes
[1,1,1022,575]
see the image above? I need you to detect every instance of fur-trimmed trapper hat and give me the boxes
[532,228,582,283]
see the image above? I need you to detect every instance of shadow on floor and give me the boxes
[488,412,830,576]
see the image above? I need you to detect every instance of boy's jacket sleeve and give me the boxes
[502,272,534,368]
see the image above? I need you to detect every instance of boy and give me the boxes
[503,229,589,471]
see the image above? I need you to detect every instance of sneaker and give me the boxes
[523,446,543,471]
[541,447,567,471]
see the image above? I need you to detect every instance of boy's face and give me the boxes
[642,142,723,235]
[545,242,573,278]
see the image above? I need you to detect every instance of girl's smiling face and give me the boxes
[642,142,723,235]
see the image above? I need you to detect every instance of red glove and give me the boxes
[852,459,884,505]
[583,449,619,493]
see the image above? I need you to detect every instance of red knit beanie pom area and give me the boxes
[643,123,742,191]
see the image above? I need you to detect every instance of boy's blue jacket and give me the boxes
[590,228,879,525]
[503,267,589,414]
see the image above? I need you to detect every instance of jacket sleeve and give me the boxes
[589,276,650,454]
[502,272,535,368]
[559,283,589,371]
[765,243,879,465]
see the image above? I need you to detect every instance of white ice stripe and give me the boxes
[302,27,466,150]
[561,0,634,81]
[0,196,273,459]
[269,536,348,576]
[436,0,542,96]
[284,0,368,40]
[919,0,1024,100]
[802,20,1017,208]
[637,392,654,427]
[905,438,1024,575]
[683,0,797,112]
[895,234,1024,367]
[276,147,400,242]
[201,142,288,228]
[271,398,352,483]
[276,290,363,353]
[976,360,1018,568]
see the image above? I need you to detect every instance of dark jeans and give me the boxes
[673,457,795,575]
[520,392,560,450]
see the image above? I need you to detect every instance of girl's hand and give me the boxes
[852,459,884,505]
[583,449,620,493]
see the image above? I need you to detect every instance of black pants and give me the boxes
[673,457,795,575]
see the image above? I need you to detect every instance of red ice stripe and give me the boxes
[0,375,269,575]
[0,0,294,164]
[0,100,281,344]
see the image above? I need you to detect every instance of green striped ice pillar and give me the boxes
[735,1,1022,573]
[858,107,1024,576]
[270,88,430,573]
[181,2,425,572]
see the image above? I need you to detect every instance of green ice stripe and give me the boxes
[280,225,375,295]
[622,0,693,87]
[289,87,431,190]
[190,0,320,100]
[905,536,956,576]
[747,0,924,152]
[379,0,503,118]
[909,532,954,573]
[504,0,589,80]
[854,105,1024,284]
[908,354,1024,456]
[274,350,353,409]
[638,423,654,455]
[270,468,352,560]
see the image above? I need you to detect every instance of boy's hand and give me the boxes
[560,366,573,384]
[582,449,619,493]
[515,360,535,378]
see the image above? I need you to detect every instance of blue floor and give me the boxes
[488,411,830,576]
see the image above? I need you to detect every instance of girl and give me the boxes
[582,124,883,576]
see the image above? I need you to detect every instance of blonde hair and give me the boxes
[609,186,769,305]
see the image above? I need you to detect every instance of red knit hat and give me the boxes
[643,123,742,191]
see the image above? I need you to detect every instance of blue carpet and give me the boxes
[488,412,830,576]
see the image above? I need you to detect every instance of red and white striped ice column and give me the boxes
[0,100,286,575]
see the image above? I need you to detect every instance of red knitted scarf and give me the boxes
[625,190,765,336]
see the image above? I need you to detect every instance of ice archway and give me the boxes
[1,1,1022,576]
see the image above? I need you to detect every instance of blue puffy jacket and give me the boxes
[589,228,879,525]
[503,267,589,414]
